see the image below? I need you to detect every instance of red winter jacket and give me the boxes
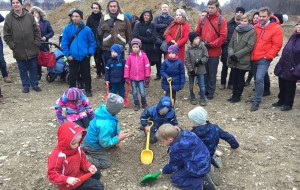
[47,122,91,190]
[195,12,227,57]
[124,51,151,80]
[251,16,283,61]
[164,21,190,62]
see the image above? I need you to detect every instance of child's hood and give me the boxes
[95,104,118,120]
[57,122,87,151]
[156,96,172,112]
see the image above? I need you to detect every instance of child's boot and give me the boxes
[141,97,148,109]
[134,100,140,111]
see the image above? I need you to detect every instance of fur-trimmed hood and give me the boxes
[30,6,46,20]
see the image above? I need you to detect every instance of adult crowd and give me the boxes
[0,0,299,112]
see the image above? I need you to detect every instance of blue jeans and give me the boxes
[131,80,145,101]
[111,82,125,98]
[252,58,271,103]
[0,37,8,78]
[205,57,219,97]
[16,57,38,88]
[189,74,205,100]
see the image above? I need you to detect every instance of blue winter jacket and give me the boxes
[161,58,185,91]
[83,104,120,150]
[140,96,178,130]
[191,122,239,157]
[61,22,96,61]
[162,130,211,177]
[105,56,126,83]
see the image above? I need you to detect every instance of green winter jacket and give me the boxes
[184,42,209,75]
[3,9,41,60]
[227,26,256,70]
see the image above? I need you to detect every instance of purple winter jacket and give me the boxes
[274,32,300,81]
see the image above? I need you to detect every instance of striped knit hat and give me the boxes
[64,87,82,101]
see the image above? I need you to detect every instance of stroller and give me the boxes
[40,42,69,83]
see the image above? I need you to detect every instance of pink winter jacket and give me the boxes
[124,51,151,80]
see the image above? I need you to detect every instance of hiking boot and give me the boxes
[4,77,12,83]
[250,102,259,111]
[272,102,283,107]
[85,90,92,97]
[22,88,29,93]
[141,97,148,109]
[281,105,292,111]
[263,90,270,97]
[32,86,42,92]
[211,155,222,168]
[200,99,207,106]
[190,98,197,105]
[230,96,241,103]
[134,100,140,111]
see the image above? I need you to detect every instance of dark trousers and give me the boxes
[75,171,104,190]
[74,116,91,129]
[278,77,297,107]
[246,70,253,83]
[0,37,8,78]
[94,48,104,75]
[205,57,219,97]
[170,169,203,190]
[155,44,163,77]
[264,72,270,92]
[69,57,91,91]
[111,82,125,98]
[221,62,232,86]
[231,68,247,97]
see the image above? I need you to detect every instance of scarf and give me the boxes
[107,12,118,27]
[235,24,253,33]
[164,19,186,42]
[92,12,102,20]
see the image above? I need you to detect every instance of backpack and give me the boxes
[199,15,222,37]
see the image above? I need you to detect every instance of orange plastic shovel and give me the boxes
[104,83,109,101]
[67,172,93,188]
[124,83,130,107]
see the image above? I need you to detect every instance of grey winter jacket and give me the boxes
[184,42,208,75]
[3,9,41,60]
[227,27,256,70]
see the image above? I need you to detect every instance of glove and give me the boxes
[189,71,196,76]
[230,55,238,62]
[125,79,131,84]
[145,77,150,88]
[205,42,210,49]
[88,112,95,119]
[195,59,202,67]
[57,115,67,124]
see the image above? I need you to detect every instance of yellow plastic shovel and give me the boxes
[141,120,154,165]
[167,78,174,106]
[193,76,197,94]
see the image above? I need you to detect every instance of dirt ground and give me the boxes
[1,1,300,189]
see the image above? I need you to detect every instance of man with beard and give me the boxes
[86,2,104,79]
[98,0,131,68]
[61,9,96,97]
[220,7,245,90]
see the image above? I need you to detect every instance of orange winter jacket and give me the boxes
[195,12,227,57]
[251,16,283,61]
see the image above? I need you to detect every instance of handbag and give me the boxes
[38,51,56,67]
[160,40,169,53]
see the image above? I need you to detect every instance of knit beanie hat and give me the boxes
[124,12,132,21]
[188,32,199,43]
[188,106,208,125]
[110,44,123,55]
[131,38,142,48]
[235,7,245,14]
[64,87,82,102]
[72,9,83,19]
[106,93,124,115]
[11,0,22,5]
[274,13,288,24]
[168,44,179,55]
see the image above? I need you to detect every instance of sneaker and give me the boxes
[200,100,207,106]
[32,86,42,92]
[281,105,292,111]
[263,90,270,97]
[190,98,197,105]
[272,102,283,107]
[219,85,225,90]
[250,102,259,111]
[22,88,29,93]
[4,77,12,83]
[85,90,92,97]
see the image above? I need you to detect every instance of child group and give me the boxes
[49,89,239,190]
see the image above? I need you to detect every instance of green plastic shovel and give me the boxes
[140,170,161,183]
